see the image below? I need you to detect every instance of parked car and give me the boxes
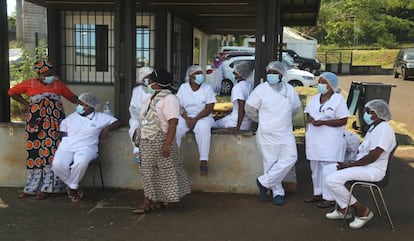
[283,49,321,74]
[206,54,315,95]
[393,48,414,80]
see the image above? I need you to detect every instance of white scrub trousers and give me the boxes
[257,143,297,197]
[52,148,98,190]
[176,115,212,161]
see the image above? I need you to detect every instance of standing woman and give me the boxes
[133,69,191,214]
[8,60,79,200]
[304,72,349,208]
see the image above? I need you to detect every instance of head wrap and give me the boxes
[150,69,173,88]
[266,61,286,76]
[79,92,100,110]
[319,72,339,91]
[34,60,53,75]
[234,61,254,79]
[137,67,154,84]
[185,65,202,82]
[364,99,392,121]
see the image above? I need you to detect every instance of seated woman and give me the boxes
[51,93,120,203]
[175,65,217,176]
[214,61,253,131]
[322,99,397,229]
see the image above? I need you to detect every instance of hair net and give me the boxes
[137,67,154,83]
[319,72,338,91]
[185,65,202,82]
[266,61,286,75]
[234,61,254,79]
[79,92,100,110]
[364,99,392,121]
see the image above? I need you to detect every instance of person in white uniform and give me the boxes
[323,99,396,229]
[176,65,217,176]
[214,61,253,131]
[245,61,301,205]
[304,72,349,208]
[52,93,120,203]
[129,67,153,163]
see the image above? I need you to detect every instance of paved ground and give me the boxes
[1,143,414,241]
[1,75,413,241]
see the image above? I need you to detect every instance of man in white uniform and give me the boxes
[129,67,153,163]
[176,65,217,176]
[214,61,253,130]
[52,93,120,202]
[323,99,396,229]
[245,61,301,205]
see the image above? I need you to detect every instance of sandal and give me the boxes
[304,195,323,203]
[35,192,50,200]
[317,200,336,208]
[133,200,157,214]
[200,161,208,177]
[67,188,83,203]
[17,192,34,199]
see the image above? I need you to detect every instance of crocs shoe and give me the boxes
[325,209,352,220]
[273,195,285,206]
[349,211,374,229]
[256,178,268,202]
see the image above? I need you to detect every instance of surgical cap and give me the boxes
[234,61,254,79]
[34,60,53,74]
[79,92,100,110]
[319,72,338,91]
[266,61,286,76]
[185,65,202,82]
[137,67,154,84]
[364,99,392,121]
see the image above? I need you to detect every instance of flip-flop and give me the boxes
[200,162,208,176]
[317,200,336,208]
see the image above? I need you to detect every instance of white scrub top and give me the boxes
[129,85,152,121]
[304,93,349,161]
[176,82,217,118]
[246,82,301,145]
[229,80,253,123]
[356,121,396,174]
[59,111,118,153]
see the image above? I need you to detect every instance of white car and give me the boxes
[206,55,315,95]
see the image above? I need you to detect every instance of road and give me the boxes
[337,75,414,135]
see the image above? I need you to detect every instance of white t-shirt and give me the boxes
[356,121,396,174]
[58,111,118,153]
[304,93,350,161]
[176,82,217,118]
[246,82,300,144]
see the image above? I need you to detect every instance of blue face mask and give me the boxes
[146,83,156,95]
[194,74,204,85]
[143,78,149,86]
[230,73,237,83]
[363,112,374,125]
[76,104,86,115]
[267,74,280,85]
[43,76,55,84]
[317,83,328,94]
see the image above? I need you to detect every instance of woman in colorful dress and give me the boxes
[133,69,191,214]
[8,60,79,200]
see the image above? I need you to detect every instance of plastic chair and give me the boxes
[343,143,399,231]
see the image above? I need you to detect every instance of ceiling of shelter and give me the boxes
[27,0,320,35]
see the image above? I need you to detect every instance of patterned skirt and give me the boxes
[23,94,65,194]
[140,133,191,203]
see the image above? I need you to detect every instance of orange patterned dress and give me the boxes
[8,78,76,194]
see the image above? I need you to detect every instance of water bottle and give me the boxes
[103,101,113,116]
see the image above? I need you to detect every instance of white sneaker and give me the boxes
[325,209,352,220]
[349,211,374,229]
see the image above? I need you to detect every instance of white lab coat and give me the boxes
[128,85,152,154]
[245,82,301,196]
[304,92,349,195]
[214,80,253,130]
[52,111,117,190]
[175,82,216,161]
[323,121,396,208]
